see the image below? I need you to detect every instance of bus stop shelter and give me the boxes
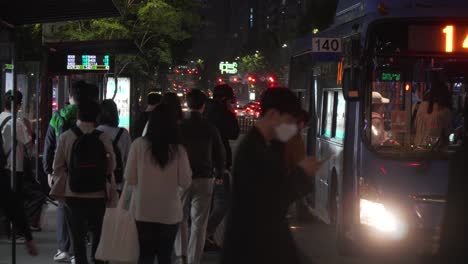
[0,1,121,263]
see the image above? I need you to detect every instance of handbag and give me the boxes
[95,184,139,263]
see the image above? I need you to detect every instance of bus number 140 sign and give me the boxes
[312,38,342,53]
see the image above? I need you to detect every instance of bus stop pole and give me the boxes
[10,41,17,264]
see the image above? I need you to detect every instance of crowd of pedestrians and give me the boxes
[0,80,323,264]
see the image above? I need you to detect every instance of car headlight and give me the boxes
[360,198,408,240]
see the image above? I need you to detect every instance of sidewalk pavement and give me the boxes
[0,203,220,264]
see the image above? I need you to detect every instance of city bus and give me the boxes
[289,0,468,255]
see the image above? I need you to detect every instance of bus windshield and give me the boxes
[366,56,467,153]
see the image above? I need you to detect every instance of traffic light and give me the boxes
[233,77,239,82]
[218,78,223,84]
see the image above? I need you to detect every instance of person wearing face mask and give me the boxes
[221,88,322,264]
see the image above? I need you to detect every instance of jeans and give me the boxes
[207,178,230,236]
[175,178,215,264]
[136,221,178,264]
[65,198,106,264]
[57,201,72,253]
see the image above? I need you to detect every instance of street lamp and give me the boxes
[282,43,288,48]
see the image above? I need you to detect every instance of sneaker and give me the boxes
[7,236,26,244]
[29,226,42,232]
[54,250,70,262]
[70,256,75,264]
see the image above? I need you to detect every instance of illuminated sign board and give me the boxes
[381,72,401,82]
[409,24,468,53]
[4,64,13,70]
[106,77,130,131]
[67,54,110,70]
[219,61,238,74]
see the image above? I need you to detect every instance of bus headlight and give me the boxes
[360,199,398,233]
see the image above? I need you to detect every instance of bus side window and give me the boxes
[321,91,329,137]
[336,91,346,141]
[331,92,339,138]
[321,91,334,138]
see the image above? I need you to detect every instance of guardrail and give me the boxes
[237,115,257,134]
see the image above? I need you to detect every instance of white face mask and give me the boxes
[275,123,298,142]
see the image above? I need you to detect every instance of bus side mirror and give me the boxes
[343,67,360,101]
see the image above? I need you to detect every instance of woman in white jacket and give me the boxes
[124,104,192,264]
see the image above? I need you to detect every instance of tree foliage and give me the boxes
[238,53,267,76]
[52,0,200,82]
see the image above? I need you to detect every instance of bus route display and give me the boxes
[409,24,468,53]
[67,55,110,70]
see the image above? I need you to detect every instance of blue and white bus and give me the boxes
[289,0,467,255]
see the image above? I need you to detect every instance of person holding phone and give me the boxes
[221,88,322,264]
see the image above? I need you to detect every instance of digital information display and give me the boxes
[219,61,238,74]
[67,55,110,70]
[409,24,468,53]
[381,72,401,82]
[106,77,130,131]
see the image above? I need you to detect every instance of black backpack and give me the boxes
[112,128,125,184]
[0,116,12,170]
[69,127,108,193]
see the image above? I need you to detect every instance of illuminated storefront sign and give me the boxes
[219,61,238,74]
[106,77,131,130]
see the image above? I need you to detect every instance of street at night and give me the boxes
[2,0,468,263]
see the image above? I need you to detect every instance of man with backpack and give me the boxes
[43,80,98,263]
[50,101,116,264]
[0,90,38,256]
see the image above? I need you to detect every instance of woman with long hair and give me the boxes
[141,92,184,136]
[123,104,192,264]
[162,92,184,121]
[97,99,132,194]
[414,82,454,147]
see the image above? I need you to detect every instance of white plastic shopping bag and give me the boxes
[95,186,139,263]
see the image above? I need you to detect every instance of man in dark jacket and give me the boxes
[204,84,239,170]
[42,80,98,263]
[175,89,225,264]
[204,84,239,243]
[221,88,321,264]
